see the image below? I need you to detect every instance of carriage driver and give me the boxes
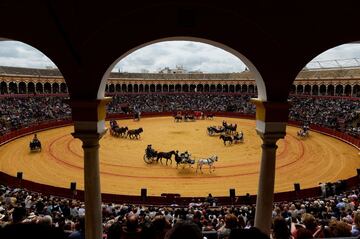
[146,144,156,157]
[33,134,39,143]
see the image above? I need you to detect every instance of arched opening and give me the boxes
[353,84,360,97]
[28,82,35,94]
[105,85,109,93]
[216,84,222,92]
[8,82,18,94]
[235,84,241,93]
[139,84,144,92]
[335,85,343,96]
[109,84,115,93]
[344,85,352,96]
[175,84,181,92]
[163,84,168,92]
[222,84,229,93]
[229,85,235,93]
[241,84,247,93]
[304,84,311,95]
[319,85,326,95]
[144,84,149,92]
[98,37,266,101]
[296,85,303,94]
[204,84,209,92]
[312,85,319,95]
[169,84,174,92]
[133,84,139,93]
[36,83,43,93]
[327,85,334,96]
[150,84,155,92]
[156,84,162,92]
[52,83,59,94]
[44,82,51,93]
[18,82,26,94]
[197,84,203,92]
[116,84,121,92]
[182,84,189,92]
[0,82,8,94]
[122,84,127,92]
[128,84,133,93]
[248,84,254,94]
[190,84,196,92]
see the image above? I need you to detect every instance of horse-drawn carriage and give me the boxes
[109,120,128,137]
[219,131,244,145]
[222,121,237,135]
[207,126,226,136]
[29,134,41,152]
[143,145,175,165]
[297,125,310,138]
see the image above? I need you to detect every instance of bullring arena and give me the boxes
[0,115,359,197]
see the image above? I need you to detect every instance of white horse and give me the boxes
[196,155,218,173]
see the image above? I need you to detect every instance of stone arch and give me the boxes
[304,84,311,95]
[353,84,360,97]
[28,82,35,94]
[18,82,27,94]
[109,84,115,93]
[0,82,7,94]
[319,84,326,96]
[312,85,318,95]
[156,84,162,92]
[8,82,18,94]
[44,82,52,93]
[115,84,121,92]
[36,82,43,93]
[335,85,343,96]
[98,37,265,100]
[204,84,209,92]
[197,84,203,92]
[344,84,351,96]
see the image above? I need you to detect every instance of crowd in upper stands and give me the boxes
[2,182,360,238]
[0,94,359,138]
[0,96,71,136]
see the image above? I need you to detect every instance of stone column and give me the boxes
[69,97,111,239]
[251,99,288,235]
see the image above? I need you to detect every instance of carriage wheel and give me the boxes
[143,154,153,164]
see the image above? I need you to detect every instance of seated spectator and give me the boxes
[165,221,202,239]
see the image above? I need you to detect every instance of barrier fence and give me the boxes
[0,113,359,205]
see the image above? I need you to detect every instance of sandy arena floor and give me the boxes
[0,116,359,197]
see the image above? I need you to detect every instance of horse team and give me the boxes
[208,121,244,145]
[144,145,218,173]
[110,120,143,139]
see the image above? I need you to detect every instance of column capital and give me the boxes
[67,97,112,136]
[71,131,106,146]
[251,98,289,135]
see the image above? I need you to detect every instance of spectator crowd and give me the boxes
[0,94,359,138]
[2,183,360,238]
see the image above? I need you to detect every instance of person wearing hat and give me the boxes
[146,145,156,158]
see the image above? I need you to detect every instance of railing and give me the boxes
[0,112,359,205]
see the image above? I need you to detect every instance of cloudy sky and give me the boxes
[0,40,360,72]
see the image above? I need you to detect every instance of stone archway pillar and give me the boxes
[69,97,111,239]
[251,99,289,235]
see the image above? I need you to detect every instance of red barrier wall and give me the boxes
[0,113,359,205]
